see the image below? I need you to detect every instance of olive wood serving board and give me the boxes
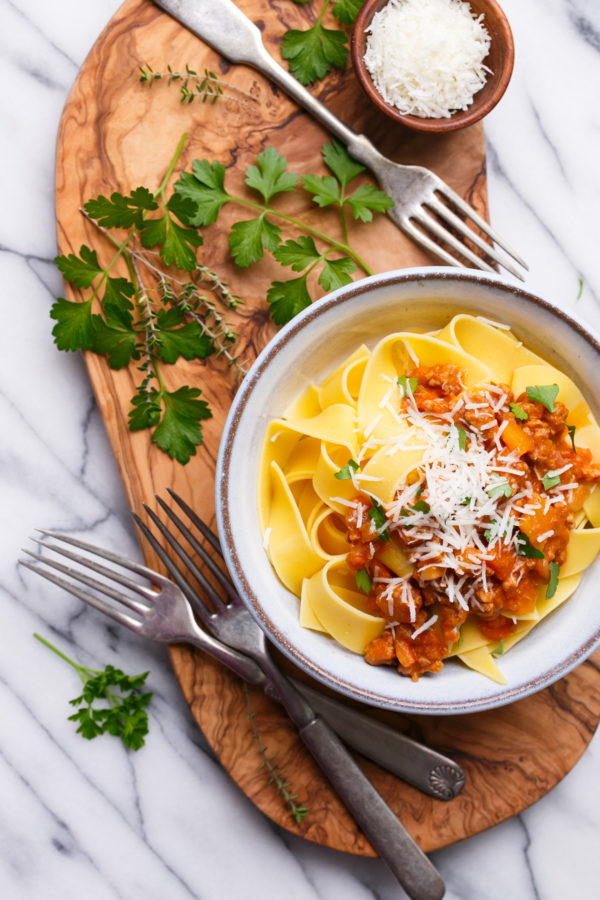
[55,0,600,856]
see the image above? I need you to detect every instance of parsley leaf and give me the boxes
[412,499,430,513]
[547,562,560,599]
[567,424,577,452]
[321,139,365,189]
[302,173,342,209]
[455,426,467,451]
[55,245,103,288]
[397,374,419,397]
[526,384,559,413]
[229,215,281,268]
[50,297,96,351]
[516,531,545,559]
[34,634,152,751]
[333,0,365,25]
[369,501,390,541]
[510,402,528,421]
[346,183,394,222]
[267,275,312,325]
[542,470,561,490]
[155,307,214,364]
[273,235,321,271]
[355,567,372,595]
[281,22,348,85]
[334,458,359,480]
[152,385,212,464]
[174,159,230,226]
[84,187,158,230]
[487,476,513,500]
[245,147,298,203]
[318,256,356,291]
[492,639,505,657]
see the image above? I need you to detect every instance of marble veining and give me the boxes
[2,0,600,897]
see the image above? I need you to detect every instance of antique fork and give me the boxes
[21,529,445,900]
[21,527,464,800]
[153,0,527,280]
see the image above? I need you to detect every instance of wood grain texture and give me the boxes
[55,0,600,857]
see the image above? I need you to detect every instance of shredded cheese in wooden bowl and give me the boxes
[363,0,492,118]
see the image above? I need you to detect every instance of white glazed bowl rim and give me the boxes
[216,267,600,714]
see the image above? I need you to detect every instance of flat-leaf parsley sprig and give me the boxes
[175,139,392,324]
[282,0,365,85]
[52,133,246,465]
[34,634,152,751]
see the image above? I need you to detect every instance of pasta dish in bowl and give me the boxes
[216,269,600,713]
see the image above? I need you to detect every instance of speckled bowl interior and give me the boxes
[216,268,600,714]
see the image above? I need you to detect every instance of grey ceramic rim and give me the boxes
[216,268,600,714]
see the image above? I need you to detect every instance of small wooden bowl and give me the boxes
[351,0,515,133]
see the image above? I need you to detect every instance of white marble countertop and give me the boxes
[2,0,600,897]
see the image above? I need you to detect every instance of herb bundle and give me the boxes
[52,133,245,465]
[175,138,392,324]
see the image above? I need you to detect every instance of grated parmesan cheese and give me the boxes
[363,0,492,119]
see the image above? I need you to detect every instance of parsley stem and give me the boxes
[316,0,334,26]
[155,131,188,198]
[34,633,95,680]
[230,196,373,275]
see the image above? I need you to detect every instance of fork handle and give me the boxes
[300,717,445,900]
[152,0,384,172]
[256,655,444,899]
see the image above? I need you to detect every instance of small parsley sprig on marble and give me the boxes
[52,133,246,465]
[282,0,365,85]
[175,139,392,324]
[35,634,152,750]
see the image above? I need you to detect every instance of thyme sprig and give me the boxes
[139,63,259,108]
[52,133,246,465]
[244,687,309,824]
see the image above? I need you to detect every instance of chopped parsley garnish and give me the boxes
[368,501,390,541]
[542,470,561,490]
[516,531,545,559]
[510,402,528,421]
[546,562,560,599]
[334,458,359,480]
[492,639,505,657]
[487,476,513,500]
[525,384,559,413]
[567,424,577,452]
[412,499,431,513]
[455,426,467,450]
[355,567,372,595]
[397,374,418,397]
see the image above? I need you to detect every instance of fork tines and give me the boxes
[133,491,237,627]
[19,530,167,633]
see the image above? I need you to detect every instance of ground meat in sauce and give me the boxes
[348,364,600,680]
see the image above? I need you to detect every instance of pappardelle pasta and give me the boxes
[258,314,600,683]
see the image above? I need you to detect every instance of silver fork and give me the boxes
[20,525,444,898]
[20,528,465,799]
[154,0,527,280]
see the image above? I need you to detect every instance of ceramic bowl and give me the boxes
[215,268,600,714]
[351,0,514,133]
